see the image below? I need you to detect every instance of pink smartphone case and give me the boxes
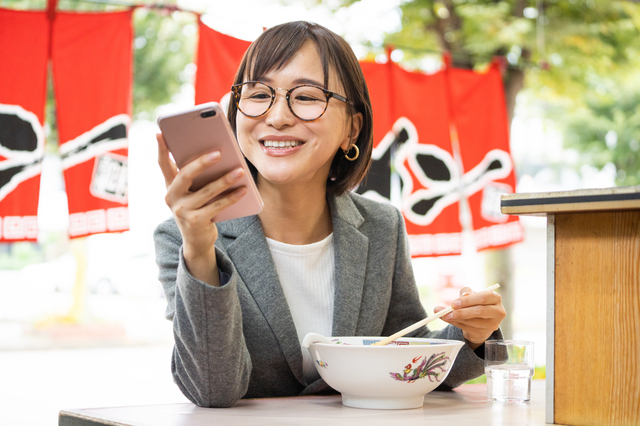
[157,102,263,222]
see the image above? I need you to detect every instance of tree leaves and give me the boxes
[131,8,196,120]
[562,77,640,186]
[334,0,640,184]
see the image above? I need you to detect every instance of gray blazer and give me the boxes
[154,192,501,408]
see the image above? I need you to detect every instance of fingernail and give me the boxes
[452,300,461,308]
[444,313,453,320]
[230,168,244,179]
[235,187,247,197]
[461,291,471,297]
[208,151,221,161]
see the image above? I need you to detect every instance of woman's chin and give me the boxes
[257,171,324,191]
[257,170,300,187]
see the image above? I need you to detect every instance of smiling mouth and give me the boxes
[262,140,303,149]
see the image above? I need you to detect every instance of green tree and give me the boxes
[129,7,196,120]
[363,0,640,184]
[561,75,640,186]
[326,0,640,123]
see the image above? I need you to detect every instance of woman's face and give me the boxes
[236,41,359,192]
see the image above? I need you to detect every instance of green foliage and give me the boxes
[359,0,640,92]
[561,75,640,186]
[529,1,640,103]
[386,0,533,64]
[0,242,45,269]
[0,0,45,9]
[131,8,196,120]
[326,0,640,184]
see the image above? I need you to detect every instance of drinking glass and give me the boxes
[484,340,534,403]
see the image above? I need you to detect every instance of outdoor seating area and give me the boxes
[1,1,639,425]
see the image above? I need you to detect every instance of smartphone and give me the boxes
[157,102,263,222]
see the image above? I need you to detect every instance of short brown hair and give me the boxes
[227,21,373,195]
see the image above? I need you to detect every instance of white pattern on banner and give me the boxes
[59,114,130,171]
[408,222,523,257]
[106,207,128,231]
[90,152,128,204]
[358,117,514,227]
[0,216,38,240]
[474,222,524,250]
[408,233,462,257]
[86,209,107,234]
[68,207,129,237]
[481,182,513,223]
[0,104,45,203]
[396,144,514,227]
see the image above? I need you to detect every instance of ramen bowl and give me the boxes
[305,336,464,409]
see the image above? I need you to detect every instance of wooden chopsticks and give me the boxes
[372,283,501,346]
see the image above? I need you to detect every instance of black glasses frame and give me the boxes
[231,81,349,122]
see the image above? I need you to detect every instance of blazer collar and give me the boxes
[327,194,368,337]
[217,193,369,386]
[215,193,365,239]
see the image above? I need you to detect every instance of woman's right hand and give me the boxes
[156,133,247,286]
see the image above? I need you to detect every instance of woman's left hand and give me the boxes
[433,287,507,350]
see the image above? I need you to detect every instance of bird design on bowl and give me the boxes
[389,352,451,383]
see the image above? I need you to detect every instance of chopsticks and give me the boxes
[372,283,501,346]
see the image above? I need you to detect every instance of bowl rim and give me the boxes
[311,336,465,348]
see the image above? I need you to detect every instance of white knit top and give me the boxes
[265,233,335,383]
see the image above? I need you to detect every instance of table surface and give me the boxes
[59,380,555,426]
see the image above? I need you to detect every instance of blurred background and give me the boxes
[1,0,639,424]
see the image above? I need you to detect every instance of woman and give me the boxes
[154,21,506,408]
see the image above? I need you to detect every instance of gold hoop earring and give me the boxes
[343,144,359,161]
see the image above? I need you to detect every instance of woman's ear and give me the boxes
[340,112,363,151]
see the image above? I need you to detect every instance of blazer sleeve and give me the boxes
[380,208,503,390]
[153,219,252,407]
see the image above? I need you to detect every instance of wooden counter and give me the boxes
[501,186,640,426]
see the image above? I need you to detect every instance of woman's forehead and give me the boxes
[246,41,341,90]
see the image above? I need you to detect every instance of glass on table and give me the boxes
[484,340,534,403]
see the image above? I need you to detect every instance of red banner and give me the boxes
[52,10,133,238]
[359,60,522,256]
[448,63,522,252]
[194,25,522,257]
[195,19,251,109]
[357,61,463,246]
[0,9,49,242]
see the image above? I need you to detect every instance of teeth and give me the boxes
[263,140,301,149]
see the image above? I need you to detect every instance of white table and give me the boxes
[59,380,552,426]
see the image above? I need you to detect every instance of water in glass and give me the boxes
[485,364,532,403]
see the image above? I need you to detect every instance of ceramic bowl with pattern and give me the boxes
[304,336,464,409]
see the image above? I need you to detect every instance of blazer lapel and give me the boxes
[218,216,305,386]
[216,193,371,387]
[329,194,369,337]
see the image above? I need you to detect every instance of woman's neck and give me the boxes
[257,178,333,245]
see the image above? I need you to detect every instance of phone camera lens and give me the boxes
[200,110,217,118]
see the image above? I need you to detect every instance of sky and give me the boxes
[183,0,402,57]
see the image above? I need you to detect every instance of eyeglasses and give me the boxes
[231,81,349,122]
